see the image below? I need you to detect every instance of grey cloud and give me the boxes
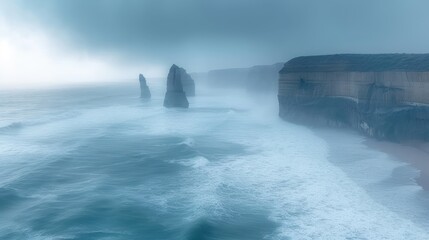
[2,0,429,71]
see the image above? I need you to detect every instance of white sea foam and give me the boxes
[167,102,429,239]
[227,109,235,115]
[2,86,429,239]
[176,156,210,169]
[229,118,428,239]
[111,91,429,239]
[180,137,195,147]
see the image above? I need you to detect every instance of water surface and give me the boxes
[1,82,428,239]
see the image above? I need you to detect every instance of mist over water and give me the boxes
[1,81,429,239]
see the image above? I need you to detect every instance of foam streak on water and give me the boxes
[0,83,429,240]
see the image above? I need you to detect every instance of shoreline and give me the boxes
[364,139,429,191]
[310,126,429,191]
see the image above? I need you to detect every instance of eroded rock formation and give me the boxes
[178,67,195,97]
[163,64,189,108]
[278,54,429,142]
[139,74,151,99]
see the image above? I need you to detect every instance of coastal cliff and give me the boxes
[278,54,429,141]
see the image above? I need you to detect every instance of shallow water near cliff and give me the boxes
[1,82,429,239]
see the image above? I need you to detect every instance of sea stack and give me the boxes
[179,68,196,97]
[163,64,189,108]
[139,74,151,99]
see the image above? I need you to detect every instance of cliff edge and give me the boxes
[278,54,429,142]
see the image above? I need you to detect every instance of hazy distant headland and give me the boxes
[278,53,429,142]
[192,63,283,93]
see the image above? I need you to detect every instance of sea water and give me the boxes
[1,81,429,240]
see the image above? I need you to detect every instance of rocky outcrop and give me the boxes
[278,54,429,142]
[178,67,195,97]
[163,64,189,108]
[139,74,151,99]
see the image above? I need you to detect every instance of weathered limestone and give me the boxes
[139,74,151,99]
[163,64,189,108]
[278,54,429,142]
[178,67,195,97]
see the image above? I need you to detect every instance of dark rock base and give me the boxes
[164,91,189,108]
[278,95,429,142]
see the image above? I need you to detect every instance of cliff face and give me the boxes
[278,54,429,142]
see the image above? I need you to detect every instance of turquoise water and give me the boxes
[1,82,429,239]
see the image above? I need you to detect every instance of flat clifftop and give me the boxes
[281,54,429,73]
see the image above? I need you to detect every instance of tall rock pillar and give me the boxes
[163,65,189,108]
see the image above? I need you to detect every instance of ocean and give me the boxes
[1,80,429,240]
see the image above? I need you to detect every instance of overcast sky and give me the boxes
[1,0,429,88]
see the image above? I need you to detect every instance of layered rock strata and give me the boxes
[278,54,429,141]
